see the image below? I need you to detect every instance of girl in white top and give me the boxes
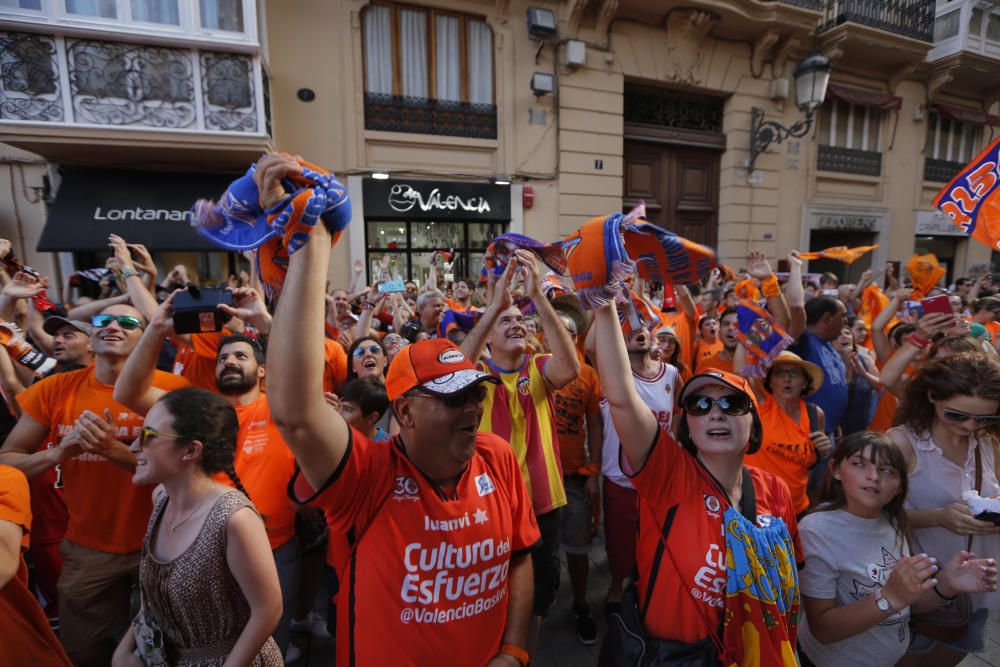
[887,352,1000,666]
[799,432,997,667]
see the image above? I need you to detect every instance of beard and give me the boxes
[216,369,257,395]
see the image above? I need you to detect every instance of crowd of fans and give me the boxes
[4,157,1000,667]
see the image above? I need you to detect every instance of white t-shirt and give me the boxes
[600,362,679,489]
[798,508,911,667]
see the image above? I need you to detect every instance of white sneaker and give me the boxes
[284,644,303,663]
[290,611,332,640]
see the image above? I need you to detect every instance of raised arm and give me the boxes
[784,251,806,340]
[263,157,349,492]
[746,250,789,329]
[113,293,177,416]
[673,283,697,323]
[66,293,130,322]
[879,312,952,397]
[872,288,911,364]
[108,234,158,321]
[459,261,514,364]
[591,303,658,470]
[518,251,580,388]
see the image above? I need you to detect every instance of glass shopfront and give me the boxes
[362,178,512,284]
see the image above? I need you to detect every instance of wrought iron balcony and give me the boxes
[780,0,825,10]
[0,31,270,135]
[363,93,497,140]
[818,0,935,42]
[817,145,883,176]
[924,158,964,183]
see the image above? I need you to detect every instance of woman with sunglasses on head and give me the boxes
[886,353,1000,666]
[797,432,997,667]
[592,302,801,665]
[112,387,282,667]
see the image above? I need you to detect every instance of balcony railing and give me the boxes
[0,31,269,135]
[924,158,964,183]
[818,0,935,42]
[817,145,883,176]
[781,0,825,10]
[363,93,497,140]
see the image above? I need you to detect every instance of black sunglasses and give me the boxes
[683,393,752,417]
[412,383,489,409]
[941,408,1000,427]
[91,314,143,330]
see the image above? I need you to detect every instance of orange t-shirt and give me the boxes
[323,339,349,394]
[292,430,540,667]
[17,367,189,553]
[0,465,72,667]
[984,321,1000,342]
[627,428,801,644]
[695,350,734,374]
[172,332,224,392]
[693,339,723,367]
[553,363,602,474]
[745,394,816,514]
[868,388,898,433]
[215,395,297,550]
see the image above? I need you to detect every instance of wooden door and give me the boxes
[624,140,720,248]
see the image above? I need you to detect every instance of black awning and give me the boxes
[38,168,238,252]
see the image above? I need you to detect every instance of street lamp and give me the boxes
[749,53,832,170]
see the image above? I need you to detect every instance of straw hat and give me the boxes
[766,351,824,396]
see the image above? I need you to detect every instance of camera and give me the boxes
[172,286,233,334]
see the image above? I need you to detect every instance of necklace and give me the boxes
[167,492,214,532]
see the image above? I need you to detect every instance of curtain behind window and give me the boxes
[66,0,116,17]
[400,9,428,99]
[467,20,492,105]
[131,0,179,24]
[435,15,460,102]
[363,5,392,95]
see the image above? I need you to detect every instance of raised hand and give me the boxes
[219,287,271,331]
[2,271,47,300]
[128,243,157,278]
[745,249,774,281]
[252,153,302,209]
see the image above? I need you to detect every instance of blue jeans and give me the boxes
[272,536,301,653]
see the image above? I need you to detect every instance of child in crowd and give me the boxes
[798,432,998,667]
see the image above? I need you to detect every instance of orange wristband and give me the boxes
[500,644,530,666]
[760,274,781,298]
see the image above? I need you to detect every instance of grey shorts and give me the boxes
[559,475,594,555]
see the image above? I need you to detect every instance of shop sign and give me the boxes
[817,215,878,231]
[363,178,511,221]
[915,211,967,237]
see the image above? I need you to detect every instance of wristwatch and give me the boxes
[874,588,896,614]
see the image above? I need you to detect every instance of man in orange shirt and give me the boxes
[0,464,72,667]
[261,149,537,667]
[696,307,738,373]
[693,314,722,366]
[114,288,300,655]
[0,304,188,666]
[970,296,1000,342]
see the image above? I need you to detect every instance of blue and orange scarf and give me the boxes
[191,155,351,297]
[735,300,794,379]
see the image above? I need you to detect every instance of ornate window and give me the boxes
[817,98,883,176]
[201,51,256,131]
[0,31,64,121]
[362,2,496,139]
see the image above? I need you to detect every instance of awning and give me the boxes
[933,102,1000,127]
[826,83,902,111]
[38,168,238,252]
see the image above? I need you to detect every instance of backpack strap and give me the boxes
[639,504,678,621]
[805,401,820,433]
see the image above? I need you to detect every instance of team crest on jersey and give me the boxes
[475,473,496,497]
[704,494,721,514]
[756,515,773,528]
[393,476,420,502]
[516,376,530,396]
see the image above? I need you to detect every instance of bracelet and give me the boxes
[760,275,781,299]
[933,584,957,601]
[499,643,530,667]
[905,333,930,349]
[120,267,141,280]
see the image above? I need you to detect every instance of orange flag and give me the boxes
[933,135,1000,250]
[797,245,880,264]
[906,253,946,298]
[858,284,898,332]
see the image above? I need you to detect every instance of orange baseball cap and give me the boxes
[680,368,760,414]
[385,338,498,401]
